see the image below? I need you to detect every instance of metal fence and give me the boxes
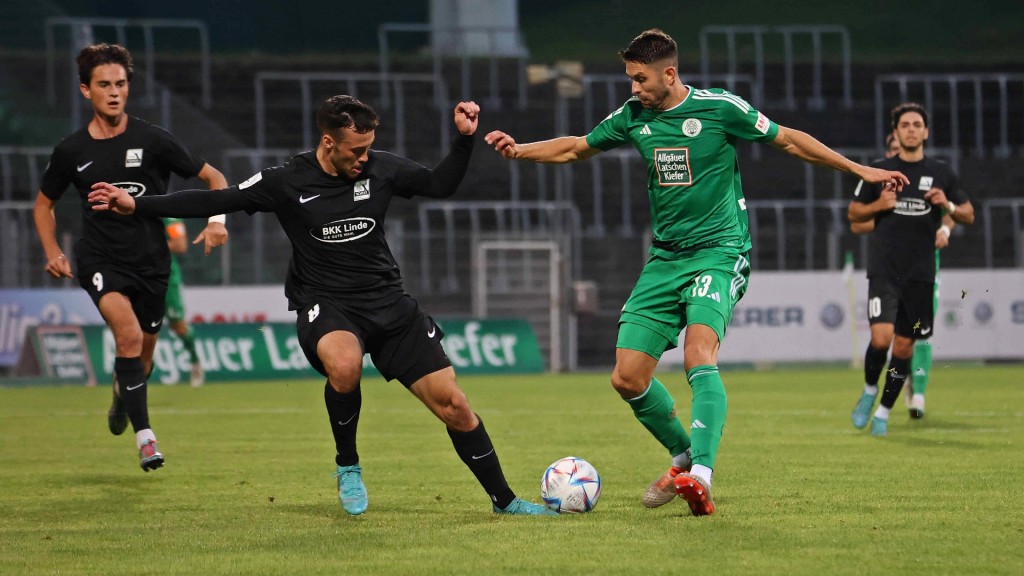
[874,73,1024,158]
[44,16,211,129]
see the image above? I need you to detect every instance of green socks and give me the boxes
[687,365,727,469]
[626,377,690,458]
[911,340,932,395]
[180,327,199,364]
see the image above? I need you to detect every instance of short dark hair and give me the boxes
[891,102,929,130]
[77,43,133,86]
[619,29,678,66]
[317,95,380,136]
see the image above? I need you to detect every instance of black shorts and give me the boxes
[867,276,935,339]
[295,294,450,386]
[76,260,168,334]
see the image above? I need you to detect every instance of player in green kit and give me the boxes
[164,218,205,387]
[485,29,909,515]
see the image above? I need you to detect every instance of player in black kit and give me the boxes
[88,95,556,516]
[847,102,974,436]
[33,43,229,471]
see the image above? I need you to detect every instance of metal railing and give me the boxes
[982,198,1024,267]
[378,23,528,110]
[0,147,52,202]
[874,73,1024,158]
[44,16,211,128]
[699,25,852,111]
[253,71,450,157]
[416,201,582,294]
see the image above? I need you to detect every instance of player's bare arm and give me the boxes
[924,187,975,225]
[935,213,956,249]
[772,125,909,191]
[193,163,230,255]
[850,219,875,234]
[32,191,73,278]
[88,182,137,215]
[483,131,600,163]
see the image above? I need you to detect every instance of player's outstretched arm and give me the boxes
[772,125,909,191]
[483,131,599,164]
[192,163,230,255]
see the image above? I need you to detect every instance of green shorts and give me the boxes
[617,248,751,359]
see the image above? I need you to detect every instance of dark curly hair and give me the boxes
[77,43,134,86]
[316,95,380,136]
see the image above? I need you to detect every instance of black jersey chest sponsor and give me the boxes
[312,217,376,243]
[893,197,931,216]
[111,181,147,197]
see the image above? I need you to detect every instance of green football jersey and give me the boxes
[586,87,779,253]
[164,217,184,287]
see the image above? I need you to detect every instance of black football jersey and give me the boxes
[232,149,450,309]
[39,116,205,274]
[852,155,968,282]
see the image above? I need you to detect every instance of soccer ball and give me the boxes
[540,456,601,513]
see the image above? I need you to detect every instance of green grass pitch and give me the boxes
[2,365,1023,575]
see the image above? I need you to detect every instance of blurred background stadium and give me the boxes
[2,1,1023,375]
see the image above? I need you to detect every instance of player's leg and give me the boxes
[98,292,164,470]
[373,300,552,515]
[673,322,723,517]
[854,279,897,429]
[615,256,694,508]
[671,250,750,517]
[297,302,368,515]
[870,334,912,437]
[908,257,939,417]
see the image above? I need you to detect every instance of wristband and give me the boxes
[938,224,951,237]
[208,214,226,225]
[946,201,957,214]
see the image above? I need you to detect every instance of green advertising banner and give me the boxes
[16,318,545,386]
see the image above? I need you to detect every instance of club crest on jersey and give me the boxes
[125,148,143,168]
[112,181,146,197]
[353,179,371,201]
[918,176,934,191]
[312,217,376,243]
[682,118,702,137]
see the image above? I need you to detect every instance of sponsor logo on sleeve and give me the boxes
[125,149,143,168]
[754,112,770,134]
